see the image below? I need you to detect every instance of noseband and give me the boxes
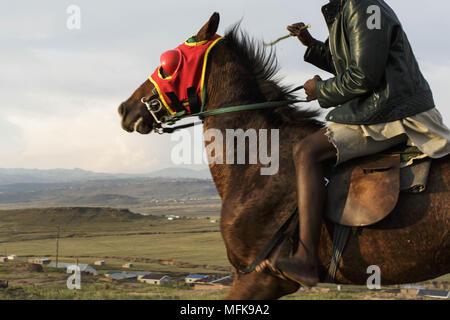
[140,88,198,134]
[141,89,164,125]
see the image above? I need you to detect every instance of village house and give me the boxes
[94,260,105,266]
[0,257,7,263]
[48,263,98,276]
[418,289,450,299]
[138,274,171,285]
[185,274,208,284]
[104,271,151,281]
[105,272,137,280]
[122,263,133,269]
[7,255,17,260]
[105,271,124,279]
[28,258,51,265]
[134,271,152,280]
[194,275,233,291]
[400,285,426,295]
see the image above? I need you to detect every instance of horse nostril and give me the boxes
[118,103,126,116]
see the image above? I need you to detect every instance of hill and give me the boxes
[0,168,117,185]
[0,167,211,186]
[69,194,141,206]
[0,177,219,209]
[0,207,154,228]
[147,168,211,179]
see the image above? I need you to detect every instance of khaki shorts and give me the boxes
[325,108,450,166]
[325,123,408,166]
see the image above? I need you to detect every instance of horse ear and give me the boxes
[196,12,220,42]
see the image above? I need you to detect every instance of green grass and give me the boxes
[0,207,448,300]
[0,260,230,300]
[0,209,227,270]
[0,276,229,300]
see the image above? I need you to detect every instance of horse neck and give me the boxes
[201,42,319,199]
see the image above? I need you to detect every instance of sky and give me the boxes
[0,0,449,173]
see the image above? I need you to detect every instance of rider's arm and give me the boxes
[304,39,336,75]
[315,0,392,108]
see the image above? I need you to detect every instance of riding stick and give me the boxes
[262,24,311,47]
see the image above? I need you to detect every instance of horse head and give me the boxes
[117,12,220,134]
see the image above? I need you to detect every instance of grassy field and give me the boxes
[0,261,230,300]
[0,207,228,271]
[0,177,220,210]
[1,259,448,300]
[0,207,448,300]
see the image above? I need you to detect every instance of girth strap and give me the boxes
[326,224,352,283]
[237,207,353,284]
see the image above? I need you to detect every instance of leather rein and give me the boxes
[141,85,307,134]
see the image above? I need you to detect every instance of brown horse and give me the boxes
[118,13,450,300]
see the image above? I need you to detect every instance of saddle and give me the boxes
[325,150,432,227]
[238,147,432,279]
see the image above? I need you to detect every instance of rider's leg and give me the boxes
[275,127,337,286]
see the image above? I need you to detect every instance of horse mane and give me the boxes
[224,24,323,127]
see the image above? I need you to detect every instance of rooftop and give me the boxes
[105,270,123,275]
[105,271,152,280]
[48,263,97,275]
[141,274,169,280]
[418,289,450,299]
[211,275,233,285]
[186,274,208,279]
[106,273,137,280]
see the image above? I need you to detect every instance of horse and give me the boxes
[118,13,450,300]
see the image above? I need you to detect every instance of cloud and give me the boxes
[1,0,449,172]
[0,117,26,158]
[421,60,450,125]
[3,97,168,172]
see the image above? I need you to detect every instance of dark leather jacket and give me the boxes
[305,0,435,125]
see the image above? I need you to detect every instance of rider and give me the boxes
[275,0,450,286]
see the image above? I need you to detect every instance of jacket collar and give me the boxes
[322,0,345,26]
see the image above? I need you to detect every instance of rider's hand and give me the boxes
[304,75,322,101]
[287,22,316,47]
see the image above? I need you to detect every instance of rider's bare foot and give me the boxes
[274,255,319,287]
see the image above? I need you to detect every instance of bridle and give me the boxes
[141,89,164,125]
[140,85,308,134]
[140,34,309,134]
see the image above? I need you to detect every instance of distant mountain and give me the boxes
[69,194,141,206]
[0,207,157,227]
[0,168,117,185]
[147,168,211,179]
[0,175,219,208]
[0,167,212,186]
